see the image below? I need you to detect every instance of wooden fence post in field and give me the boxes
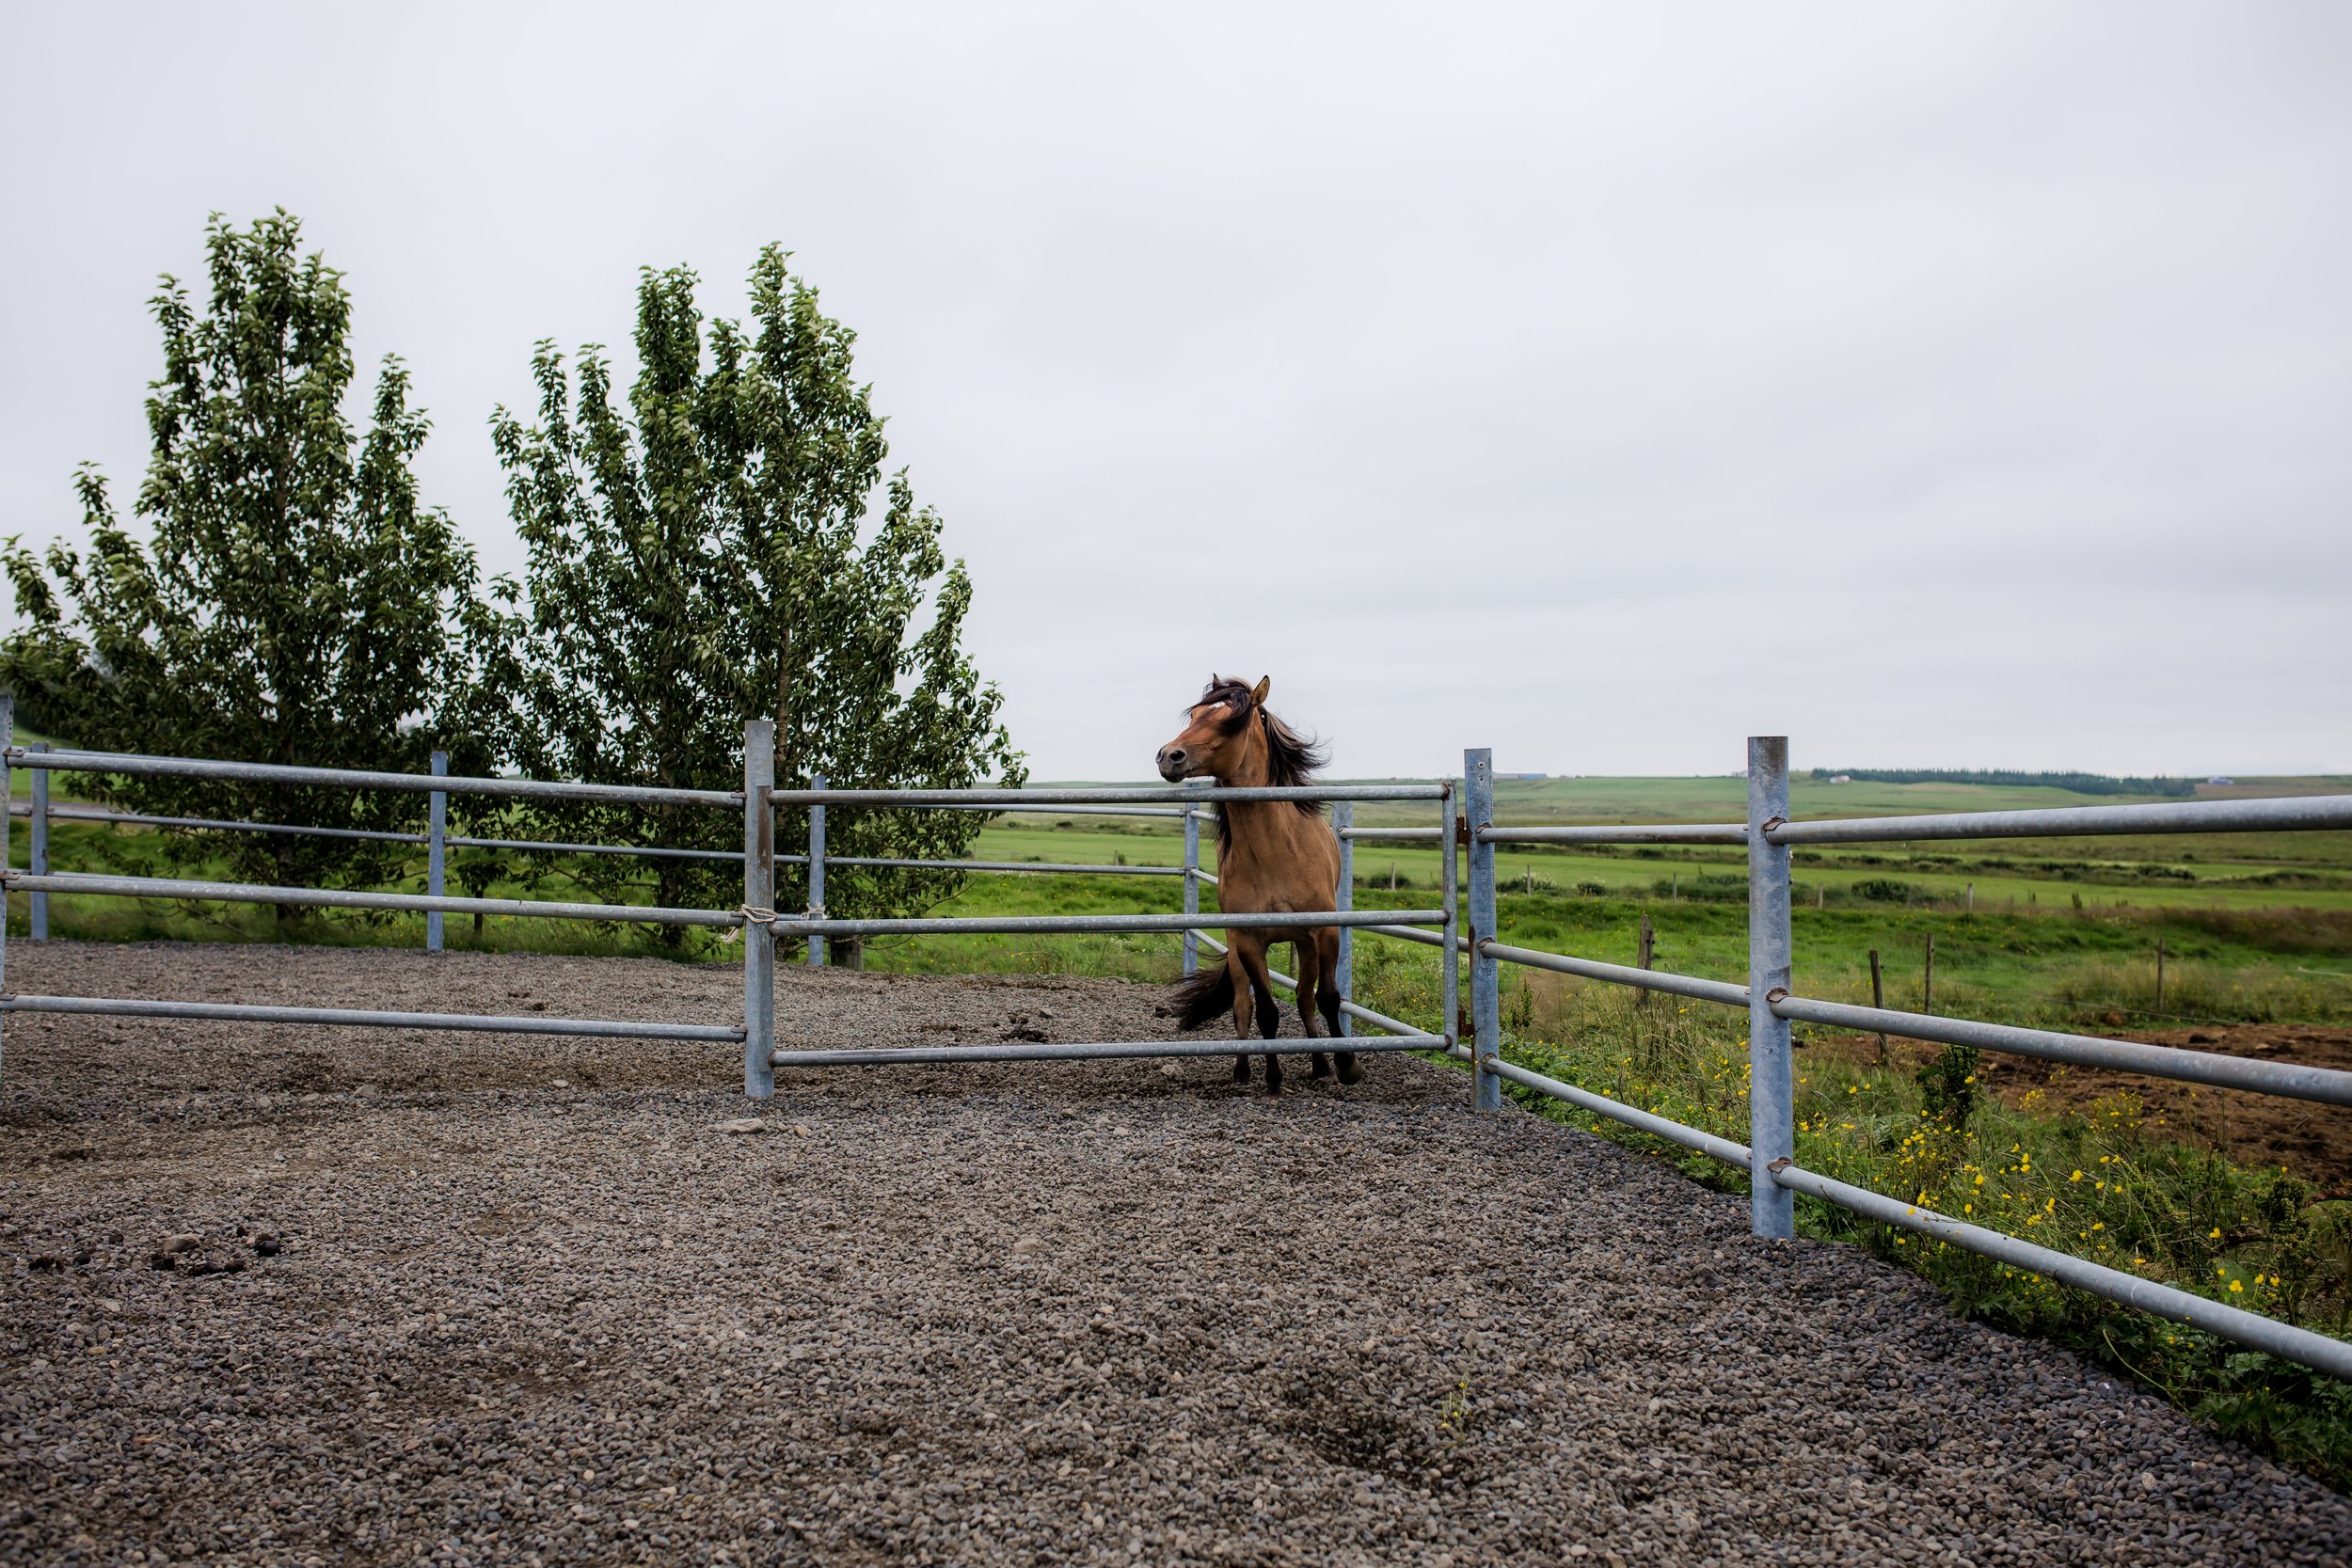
[1966,882,1974,912]
[1868,948,1886,1065]
[1636,911,1655,1008]
[2156,937,2167,1014]
[1923,932,1935,1016]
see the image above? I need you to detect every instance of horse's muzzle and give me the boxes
[1155,745,1191,782]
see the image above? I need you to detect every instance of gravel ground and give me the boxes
[2,940,2347,1568]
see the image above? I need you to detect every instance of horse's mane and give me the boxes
[1191,676,1327,852]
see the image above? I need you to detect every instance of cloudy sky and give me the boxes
[4,3,2347,781]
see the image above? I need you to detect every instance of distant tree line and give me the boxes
[0,212,1023,938]
[1812,768,2196,799]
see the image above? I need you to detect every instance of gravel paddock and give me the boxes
[1,941,2346,1568]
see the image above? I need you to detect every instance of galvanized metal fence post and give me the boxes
[1182,805,1200,978]
[744,721,776,1100]
[2,696,12,1091]
[1747,735,1796,1239]
[28,742,48,942]
[1333,801,1352,1037]
[426,750,448,952]
[805,772,827,968]
[1440,778,1460,1073]
[1466,750,1502,1111]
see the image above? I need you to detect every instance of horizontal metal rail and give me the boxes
[1471,941,2346,1101]
[816,855,1184,877]
[8,803,1190,879]
[1487,1055,1755,1167]
[8,801,429,845]
[771,1035,1442,1069]
[4,871,739,928]
[0,993,743,1042]
[9,747,739,809]
[454,834,743,863]
[7,801,743,863]
[1481,940,1751,1007]
[765,784,1447,806]
[1772,994,2352,1106]
[1477,823,1748,845]
[1482,1040,2352,1378]
[1769,1161,2352,1381]
[1451,792,2352,849]
[1767,793,2352,846]
[770,908,1445,938]
[1340,826,1444,841]
[1358,922,1453,950]
[923,802,1200,817]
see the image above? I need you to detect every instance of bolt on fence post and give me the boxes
[744,720,776,1100]
[28,742,48,941]
[1439,778,1460,1072]
[1466,750,1501,1112]
[1748,735,1796,1240]
[805,772,827,968]
[1182,805,1200,978]
[426,750,448,953]
[1333,801,1353,1038]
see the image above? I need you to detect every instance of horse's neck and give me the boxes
[1216,730,1286,853]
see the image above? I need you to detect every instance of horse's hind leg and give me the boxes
[1316,927,1362,1085]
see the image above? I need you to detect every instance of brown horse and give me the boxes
[1159,674,1359,1094]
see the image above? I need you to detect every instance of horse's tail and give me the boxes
[1171,964,1233,1032]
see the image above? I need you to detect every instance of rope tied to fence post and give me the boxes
[720,906,778,943]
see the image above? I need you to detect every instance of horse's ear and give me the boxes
[1250,676,1270,705]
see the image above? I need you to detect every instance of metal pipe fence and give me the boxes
[1438,739,2352,1383]
[0,707,1458,1115]
[4,705,2346,1379]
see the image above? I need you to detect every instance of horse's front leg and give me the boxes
[1233,935,1284,1094]
[1226,946,1253,1085]
[1294,934,1331,1080]
[1317,926,1361,1085]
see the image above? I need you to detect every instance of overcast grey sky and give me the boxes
[4,3,2347,781]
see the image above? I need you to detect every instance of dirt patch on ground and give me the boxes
[2,941,2347,1567]
[1807,1022,2352,1193]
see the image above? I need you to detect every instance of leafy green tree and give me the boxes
[486,246,1023,934]
[0,211,499,906]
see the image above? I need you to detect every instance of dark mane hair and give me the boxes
[1190,676,1328,851]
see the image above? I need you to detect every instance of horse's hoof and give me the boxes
[1337,1053,1365,1086]
[1310,1053,1332,1080]
[1232,1057,1251,1085]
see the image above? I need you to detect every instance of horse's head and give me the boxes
[1156,673,1269,783]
